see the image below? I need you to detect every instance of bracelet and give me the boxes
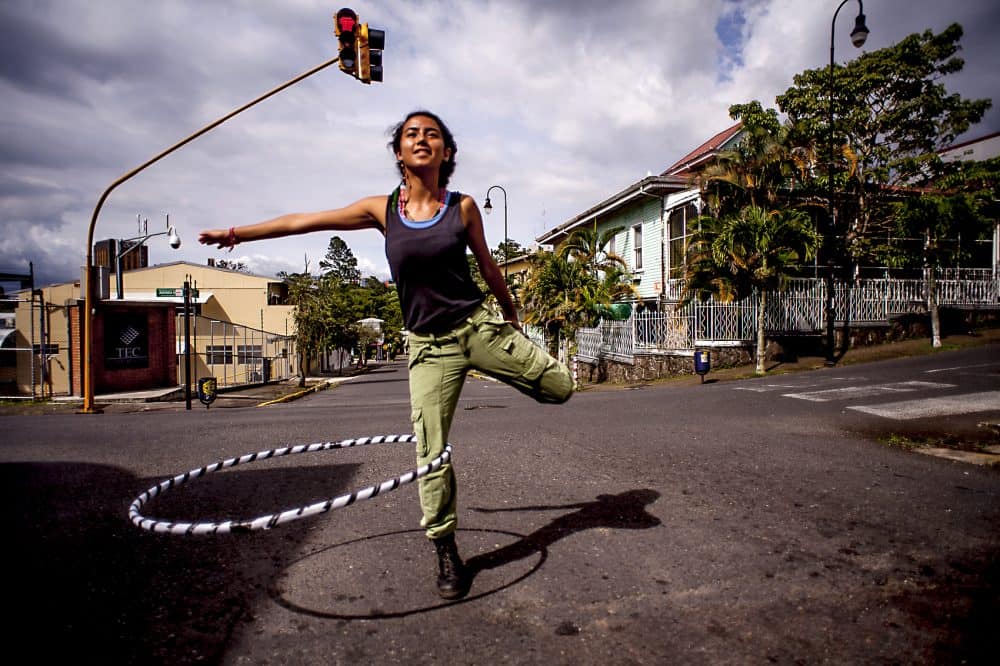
[226,226,237,251]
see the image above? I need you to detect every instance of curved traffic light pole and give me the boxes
[81,55,341,413]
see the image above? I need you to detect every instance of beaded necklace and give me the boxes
[398,185,448,221]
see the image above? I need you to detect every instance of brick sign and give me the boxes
[104,312,149,369]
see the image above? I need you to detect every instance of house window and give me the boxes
[633,225,643,270]
[668,202,700,279]
[206,344,233,364]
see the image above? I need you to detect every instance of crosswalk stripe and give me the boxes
[735,377,868,393]
[925,362,1000,374]
[847,391,1000,420]
[782,381,955,402]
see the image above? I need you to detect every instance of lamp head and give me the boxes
[167,226,182,249]
[483,197,493,215]
[850,13,869,48]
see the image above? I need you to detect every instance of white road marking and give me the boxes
[735,377,868,393]
[782,381,955,402]
[736,384,809,392]
[925,362,1000,374]
[847,391,1000,420]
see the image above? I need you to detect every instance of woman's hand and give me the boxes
[506,316,525,335]
[198,228,235,250]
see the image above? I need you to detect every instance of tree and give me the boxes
[319,236,361,285]
[683,205,821,375]
[214,259,250,273]
[557,226,626,278]
[521,251,594,356]
[520,248,635,357]
[775,24,991,267]
[280,269,323,386]
[491,239,527,266]
[700,101,822,221]
[887,157,1000,346]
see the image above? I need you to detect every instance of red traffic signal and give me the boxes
[335,8,358,73]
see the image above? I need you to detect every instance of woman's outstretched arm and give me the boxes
[198,195,388,249]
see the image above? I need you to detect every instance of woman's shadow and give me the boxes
[465,488,661,579]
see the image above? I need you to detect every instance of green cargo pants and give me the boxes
[407,304,574,539]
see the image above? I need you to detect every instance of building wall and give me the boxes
[14,282,79,398]
[12,262,297,397]
[598,197,663,301]
[939,133,1000,163]
[122,263,295,335]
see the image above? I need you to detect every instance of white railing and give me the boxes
[576,272,1000,363]
[575,327,601,362]
[937,277,1000,304]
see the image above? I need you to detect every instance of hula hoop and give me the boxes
[128,434,451,536]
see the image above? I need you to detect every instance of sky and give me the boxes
[2,0,998,288]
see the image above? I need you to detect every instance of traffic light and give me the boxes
[335,8,358,76]
[357,23,385,83]
[334,8,385,84]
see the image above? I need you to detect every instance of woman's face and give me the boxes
[396,115,451,173]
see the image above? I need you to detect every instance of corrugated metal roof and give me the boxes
[661,122,743,176]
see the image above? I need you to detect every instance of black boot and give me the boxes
[432,533,470,600]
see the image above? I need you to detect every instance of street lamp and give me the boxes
[825,0,869,365]
[116,213,181,299]
[483,185,508,283]
[80,53,347,414]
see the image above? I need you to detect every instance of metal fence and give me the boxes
[0,294,44,399]
[180,315,296,389]
[575,271,1000,363]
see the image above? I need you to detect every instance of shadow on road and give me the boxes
[266,489,662,621]
[466,488,662,576]
[2,460,361,664]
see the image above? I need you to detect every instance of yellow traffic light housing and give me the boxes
[357,23,385,84]
[334,8,384,84]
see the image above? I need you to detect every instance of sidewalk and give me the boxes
[579,326,1000,391]
[3,364,384,415]
[3,330,998,415]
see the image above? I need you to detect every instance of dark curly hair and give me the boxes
[388,110,458,188]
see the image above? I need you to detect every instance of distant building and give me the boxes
[939,131,1000,163]
[8,259,297,398]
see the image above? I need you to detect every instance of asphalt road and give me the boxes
[3,346,999,664]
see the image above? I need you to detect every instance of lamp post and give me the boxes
[825,0,869,365]
[483,185,508,283]
[80,54,344,413]
[116,213,181,299]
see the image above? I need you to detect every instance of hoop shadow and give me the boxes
[269,527,546,620]
[269,488,661,621]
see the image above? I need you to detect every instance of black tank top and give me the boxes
[384,190,485,334]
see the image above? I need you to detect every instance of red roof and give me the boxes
[661,122,743,176]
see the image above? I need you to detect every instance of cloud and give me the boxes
[1,0,996,288]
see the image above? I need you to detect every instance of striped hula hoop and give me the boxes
[128,434,450,536]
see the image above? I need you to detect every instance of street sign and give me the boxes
[156,287,199,297]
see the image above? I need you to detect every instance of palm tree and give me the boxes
[558,225,626,276]
[557,224,636,318]
[522,248,637,357]
[683,205,820,375]
[521,251,593,355]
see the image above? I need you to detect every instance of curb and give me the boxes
[256,380,334,407]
